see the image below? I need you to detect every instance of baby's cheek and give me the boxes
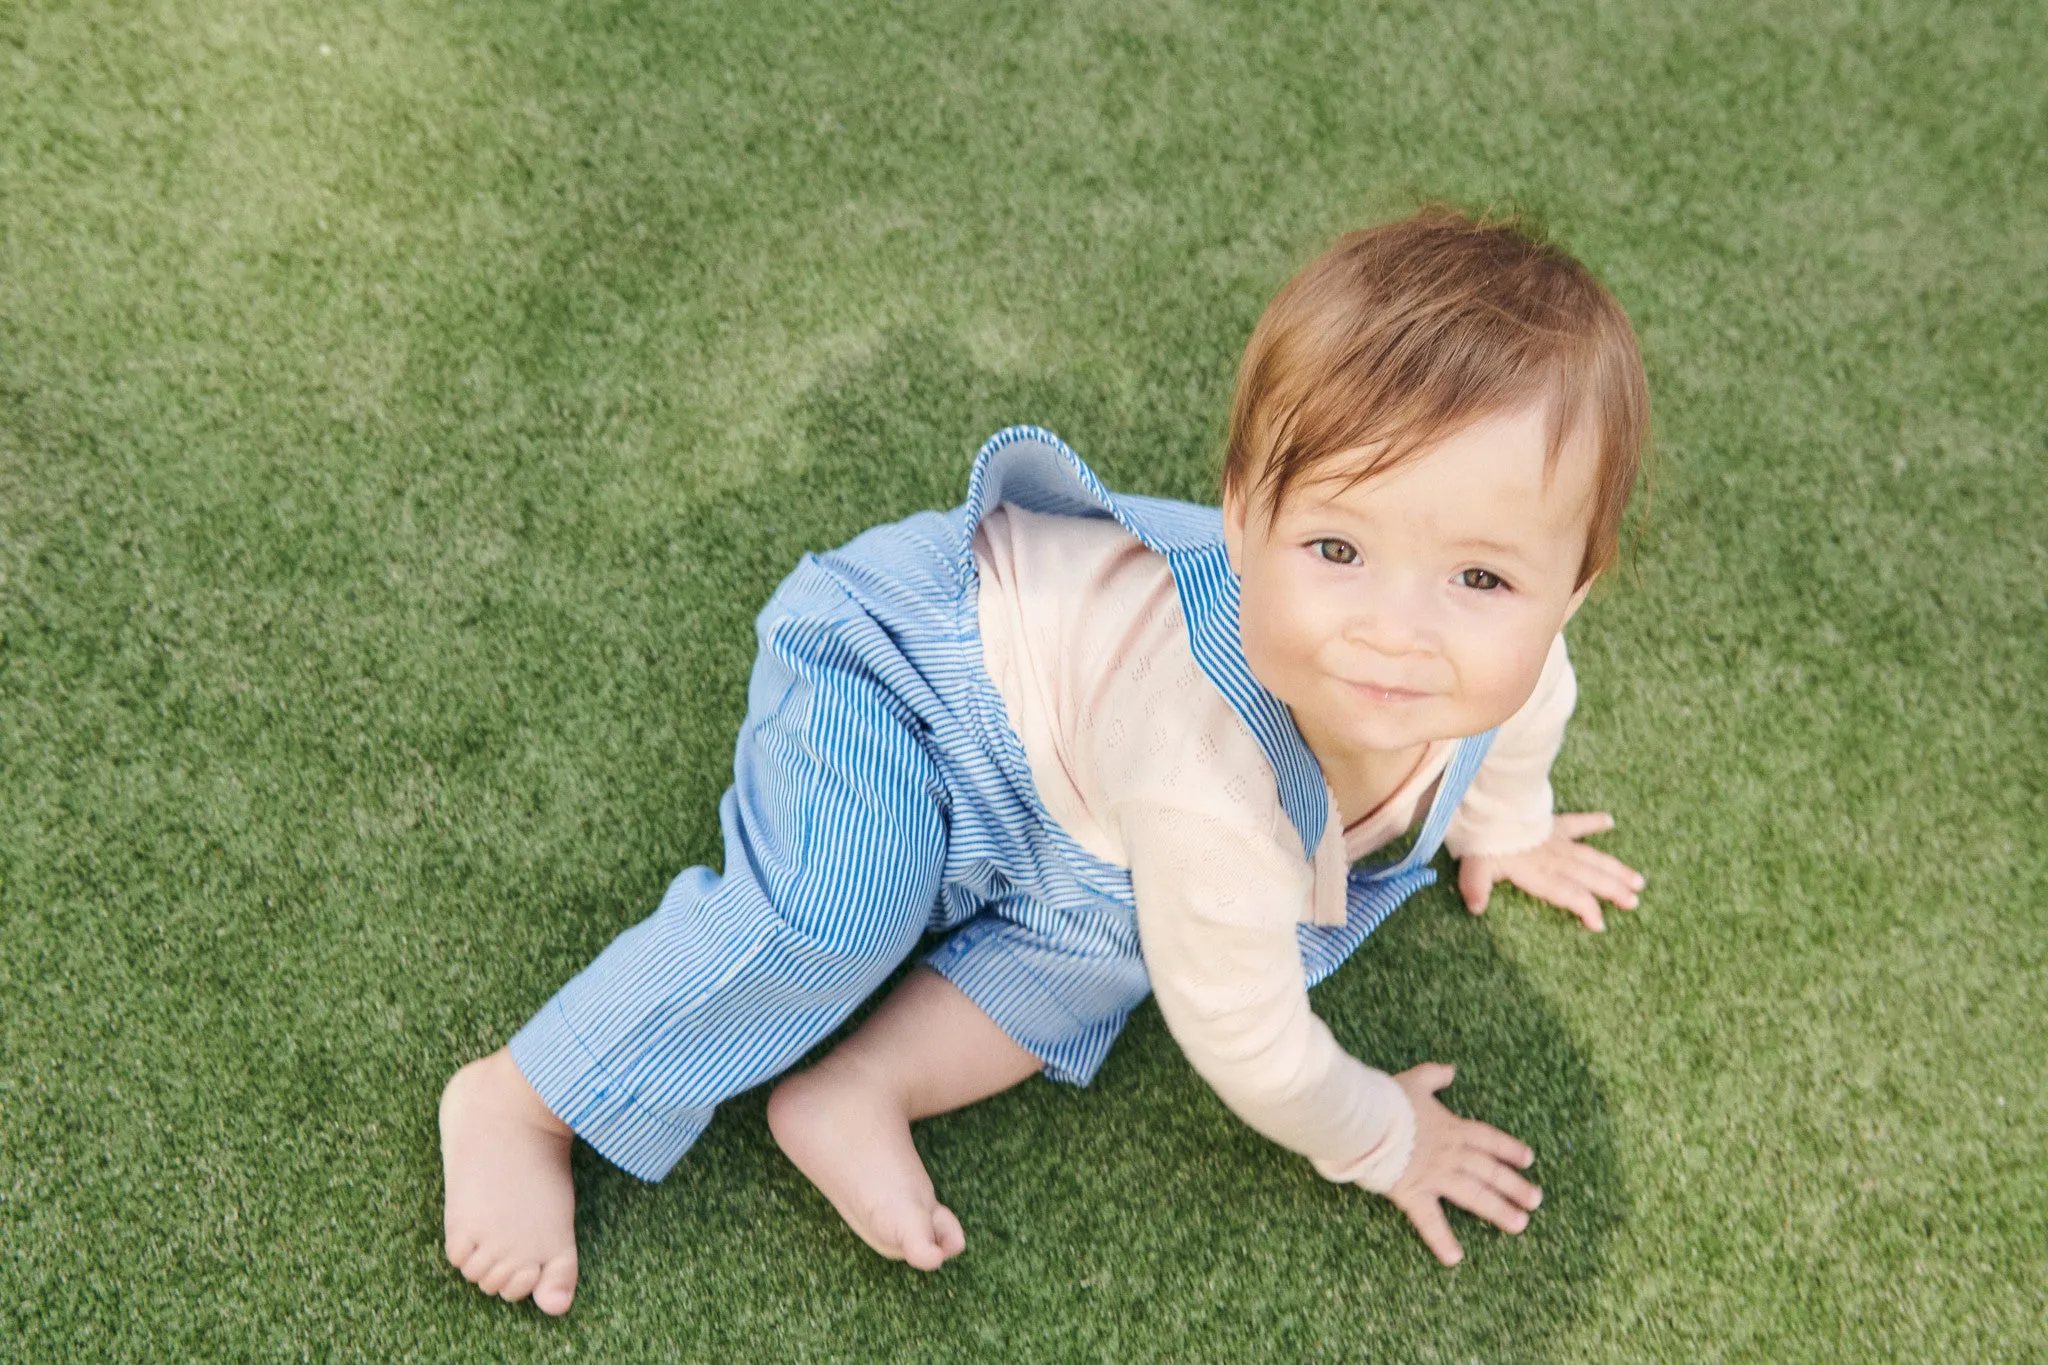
[1463,642,1552,728]
[1238,595,1308,693]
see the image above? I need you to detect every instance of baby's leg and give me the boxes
[767,967,1040,1270]
[438,567,959,1310]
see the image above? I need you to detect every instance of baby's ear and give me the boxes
[1222,482,1248,575]
[1561,574,1598,625]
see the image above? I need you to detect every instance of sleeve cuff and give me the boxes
[1308,1071,1417,1194]
[1446,809,1555,862]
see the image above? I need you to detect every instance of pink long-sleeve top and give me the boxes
[974,505,1575,1192]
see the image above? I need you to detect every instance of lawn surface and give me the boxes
[3,0,2043,1358]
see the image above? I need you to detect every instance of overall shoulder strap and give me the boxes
[959,426,1218,559]
[1356,729,1501,881]
[964,426,1331,859]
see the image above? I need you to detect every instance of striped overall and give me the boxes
[509,427,1496,1180]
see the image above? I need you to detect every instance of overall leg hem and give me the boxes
[508,1000,713,1183]
[923,920,1136,1088]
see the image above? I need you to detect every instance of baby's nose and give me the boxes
[1344,587,1431,656]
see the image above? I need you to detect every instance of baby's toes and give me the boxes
[878,1201,946,1271]
[899,1234,945,1271]
[497,1263,542,1303]
[533,1255,578,1316]
[444,1231,478,1269]
[932,1204,966,1260]
[476,1258,518,1296]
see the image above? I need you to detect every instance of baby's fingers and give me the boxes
[1563,844,1644,910]
[1510,866,1607,931]
[1461,1119,1535,1171]
[1460,1148,1542,1211]
[1394,1192,1465,1267]
[1446,1172,1533,1236]
[1457,856,1498,915]
[1553,811,1616,841]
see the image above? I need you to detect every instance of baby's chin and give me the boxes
[1319,697,1509,755]
[1316,709,1450,756]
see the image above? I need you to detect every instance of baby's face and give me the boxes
[1225,400,1599,766]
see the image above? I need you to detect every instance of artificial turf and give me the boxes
[2,0,2043,1357]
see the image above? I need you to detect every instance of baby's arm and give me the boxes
[1126,807,1539,1262]
[1447,635,1645,931]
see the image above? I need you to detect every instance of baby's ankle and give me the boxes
[447,1049,573,1140]
[774,1050,910,1125]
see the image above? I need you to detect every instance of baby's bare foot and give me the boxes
[439,1048,580,1314]
[767,1060,966,1271]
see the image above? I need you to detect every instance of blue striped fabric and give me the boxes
[508,427,1497,1182]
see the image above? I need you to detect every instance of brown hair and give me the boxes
[1222,206,1650,584]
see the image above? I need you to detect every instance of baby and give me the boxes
[440,207,1650,1314]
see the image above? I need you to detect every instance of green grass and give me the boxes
[3,0,2043,1357]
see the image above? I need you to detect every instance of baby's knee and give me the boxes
[770,877,936,965]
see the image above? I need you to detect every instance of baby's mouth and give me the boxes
[1345,680,1431,704]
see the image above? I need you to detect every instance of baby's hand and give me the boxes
[1383,1063,1540,1266]
[1457,812,1644,932]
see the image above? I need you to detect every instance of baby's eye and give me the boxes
[1458,568,1507,591]
[1312,539,1359,566]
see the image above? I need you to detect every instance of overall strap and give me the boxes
[958,425,1220,564]
[1303,730,1502,986]
[962,426,1334,860]
[1355,728,1500,883]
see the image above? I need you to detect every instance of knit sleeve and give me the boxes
[1444,634,1577,860]
[971,505,1416,1190]
[1119,796,1416,1192]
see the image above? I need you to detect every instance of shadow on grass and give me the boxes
[540,331,1623,1362]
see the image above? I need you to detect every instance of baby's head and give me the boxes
[1220,207,1649,761]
